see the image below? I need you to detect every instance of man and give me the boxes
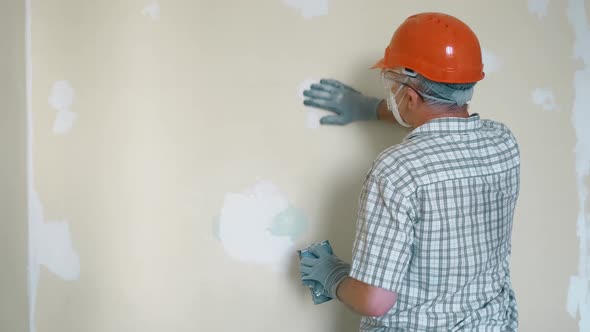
[299,12,519,331]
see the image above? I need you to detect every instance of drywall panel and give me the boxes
[26,0,587,331]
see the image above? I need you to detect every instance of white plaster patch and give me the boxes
[28,193,81,332]
[142,1,161,21]
[568,276,588,318]
[30,191,81,280]
[566,1,590,331]
[283,0,329,19]
[217,180,297,271]
[28,191,80,332]
[305,109,324,129]
[52,110,78,134]
[531,87,558,111]
[481,48,502,75]
[528,0,551,19]
[299,78,332,129]
[48,80,77,134]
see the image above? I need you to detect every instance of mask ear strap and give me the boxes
[381,70,412,127]
[398,90,408,105]
[389,87,411,128]
[393,83,405,95]
[388,96,411,127]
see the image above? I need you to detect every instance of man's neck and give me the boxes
[414,108,470,128]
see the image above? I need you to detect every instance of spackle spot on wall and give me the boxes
[481,48,502,75]
[48,80,77,134]
[212,215,221,240]
[216,180,308,271]
[283,0,329,19]
[29,190,80,332]
[142,1,160,21]
[531,87,558,111]
[566,1,590,330]
[299,78,333,129]
[528,0,550,19]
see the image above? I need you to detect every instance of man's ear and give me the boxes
[405,88,421,111]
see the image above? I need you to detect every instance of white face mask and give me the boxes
[381,72,411,127]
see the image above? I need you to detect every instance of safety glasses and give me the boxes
[381,69,427,102]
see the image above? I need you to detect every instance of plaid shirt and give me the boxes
[350,114,519,331]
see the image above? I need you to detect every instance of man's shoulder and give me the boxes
[482,118,517,139]
[372,134,439,172]
[368,118,520,190]
[367,140,427,195]
[480,118,520,155]
[371,141,419,175]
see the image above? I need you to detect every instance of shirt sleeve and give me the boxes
[349,174,414,292]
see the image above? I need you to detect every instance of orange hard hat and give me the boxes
[372,12,485,83]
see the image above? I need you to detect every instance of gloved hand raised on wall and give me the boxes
[299,242,351,299]
[303,79,382,125]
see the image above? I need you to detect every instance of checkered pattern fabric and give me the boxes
[350,114,520,331]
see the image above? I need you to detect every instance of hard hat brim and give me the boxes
[370,58,386,69]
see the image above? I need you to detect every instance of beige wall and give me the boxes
[23,0,588,331]
[0,0,28,331]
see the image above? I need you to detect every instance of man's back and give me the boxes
[350,114,520,331]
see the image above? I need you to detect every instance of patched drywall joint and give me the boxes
[566,1,590,331]
[26,2,80,332]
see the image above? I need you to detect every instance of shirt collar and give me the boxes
[404,113,482,141]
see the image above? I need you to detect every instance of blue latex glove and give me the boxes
[303,79,382,125]
[300,242,351,299]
